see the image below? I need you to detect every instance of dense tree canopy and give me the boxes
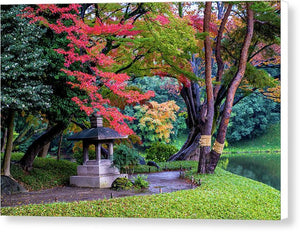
[1,2,281,174]
[1,5,54,175]
[1,5,52,114]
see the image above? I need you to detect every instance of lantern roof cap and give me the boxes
[68,127,128,141]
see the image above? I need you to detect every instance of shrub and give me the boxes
[226,92,280,143]
[145,142,179,162]
[111,177,133,191]
[113,144,140,172]
[132,174,149,189]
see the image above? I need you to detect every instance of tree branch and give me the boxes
[71,120,88,130]
[115,49,152,74]
[249,43,274,61]
[214,3,232,99]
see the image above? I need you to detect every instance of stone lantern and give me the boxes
[68,113,128,188]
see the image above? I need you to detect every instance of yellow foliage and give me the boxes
[138,100,180,143]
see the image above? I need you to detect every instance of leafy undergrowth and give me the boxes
[1,153,77,191]
[1,167,280,220]
[224,123,280,153]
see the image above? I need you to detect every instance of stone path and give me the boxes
[1,171,194,207]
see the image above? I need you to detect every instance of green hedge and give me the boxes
[145,142,179,162]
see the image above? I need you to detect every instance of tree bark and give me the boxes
[1,127,8,153]
[214,4,232,99]
[37,142,50,158]
[170,3,254,175]
[168,83,203,161]
[197,2,214,174]
[2,110,16,176]
[207,3,254,173]
[57,132,63,161]
[169,126,202,161]
[19,121,69,171]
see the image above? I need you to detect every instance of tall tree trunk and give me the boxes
[19,121,69,171]
[214,3,233,100]
[197,2,214,174]
[168,83,203,161]
[37,142,51,158]
[2,110,16,176]
[57,132,63,161]
[1,127,8,153]
[207,2,254,173]
[198,3,232,174]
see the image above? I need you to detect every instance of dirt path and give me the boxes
[1,171,194,207]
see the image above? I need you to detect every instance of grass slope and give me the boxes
[1,167,280,220]
[224,123,280,152]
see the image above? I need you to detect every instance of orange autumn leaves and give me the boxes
[135,101,180,143]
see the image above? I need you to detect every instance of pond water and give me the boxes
[219,152,280,190]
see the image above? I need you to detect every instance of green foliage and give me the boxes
[12,113,48,152]
[223,63,277,90]
[145,142,179,162]
[124,76,187,146]
[170,132,188,150]
[1,5,84,126]
[195,32,209,40]
[226,92,280,143]
[113,144,140,171]
[0,153,77,191]
[132,174,149,189]
[111,177,133,191]
[1,5,52,113]
[225,123,280,152]
[251,1,280,43]
[72,148,96,165]
[2,167,280,220]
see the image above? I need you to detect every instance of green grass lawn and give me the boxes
[1,167,280,220]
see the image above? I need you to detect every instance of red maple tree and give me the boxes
[23,4,155,135]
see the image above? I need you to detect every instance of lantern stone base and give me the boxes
[70,174,128,188]
[70,159,127,188]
